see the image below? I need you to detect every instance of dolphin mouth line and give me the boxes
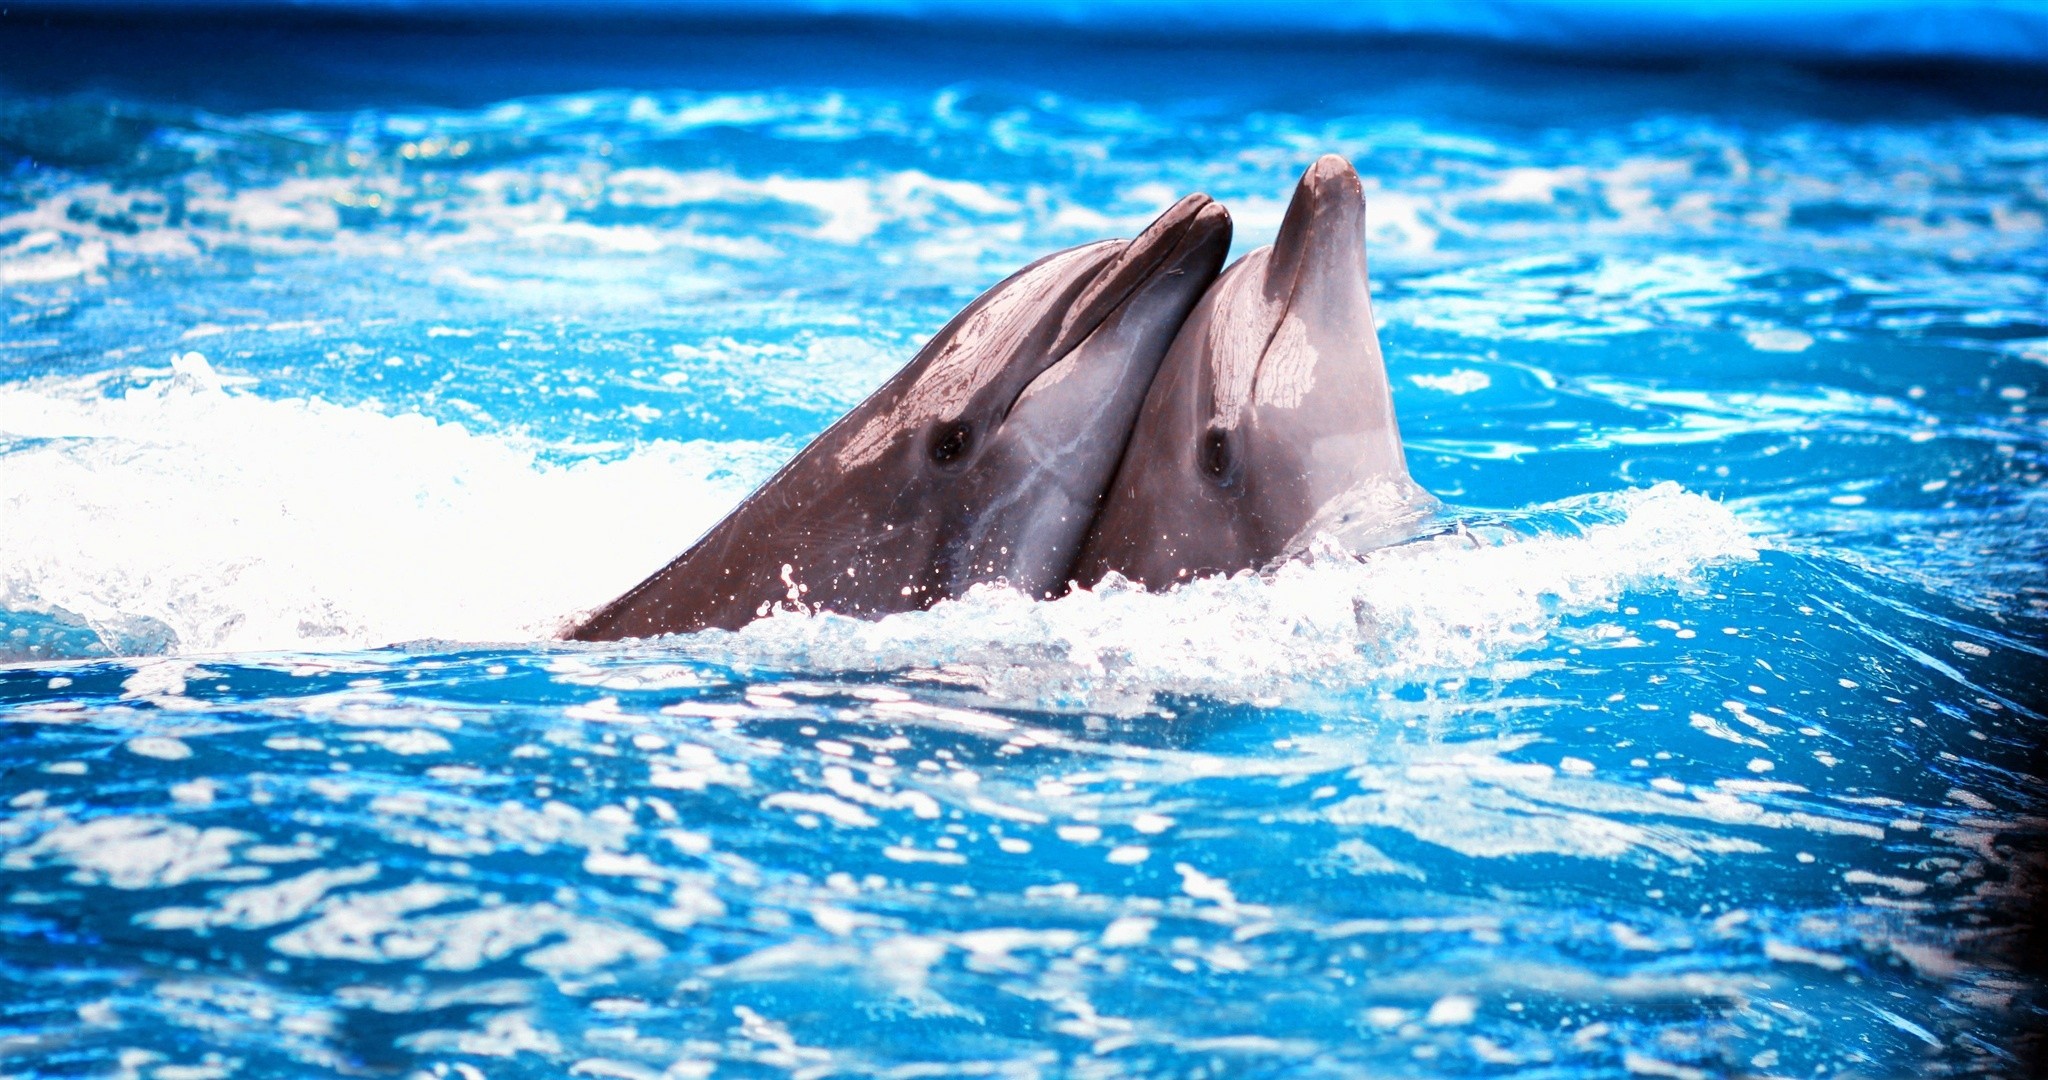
[1046,194,1214,363]
[992,195,1220,430]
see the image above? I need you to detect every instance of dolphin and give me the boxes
[1071,155,1435,591]
[569,194,1233,639]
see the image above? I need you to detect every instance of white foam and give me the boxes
[140,862,381,931]
[1408,369,1493,395]
[0,354,1755,677]
[270,889,666,974]
[2,815,249,889]
[701,483,1756,710]
[0,357,776,656]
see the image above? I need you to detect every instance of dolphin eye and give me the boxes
[1200,427,1233,482]
[930,422,973,465]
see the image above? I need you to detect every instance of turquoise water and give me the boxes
[2,17,2045,1078]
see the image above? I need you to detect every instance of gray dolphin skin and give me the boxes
[1072,154,1435,591]
[569,194,1233,639]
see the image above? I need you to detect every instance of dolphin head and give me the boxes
[809,191,1235,606]
[568,192,1233,638]
[1073,155,1434,591]
[929,194,1234,598]
[835,192,1229,478]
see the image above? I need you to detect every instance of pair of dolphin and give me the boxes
[568,154,1433,641]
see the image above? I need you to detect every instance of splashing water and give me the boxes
[2,15,2044,1079]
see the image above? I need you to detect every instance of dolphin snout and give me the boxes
[1303,152,1363,201]
[1268,154,1368,298]
[1140,191,1224,248]
[1052,193,1231,358]
[1158,196,1234,294]
[1180,196,1233,260]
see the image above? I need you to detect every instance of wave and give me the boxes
[0,355,782,658]
[683,483,1756,712]
[0,357,1754,674]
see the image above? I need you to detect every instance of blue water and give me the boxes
[3,14,2046,1078]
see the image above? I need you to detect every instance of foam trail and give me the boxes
[699,483,1757,710]
[0,356,777,657]
[0,357,1755,678]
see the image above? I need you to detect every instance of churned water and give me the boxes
[1,16,2044,1078]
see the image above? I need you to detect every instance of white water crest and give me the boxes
[699,482,1756,711]
[1,354,1753,679]
[0,356,780,656]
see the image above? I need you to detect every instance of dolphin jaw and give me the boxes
[1048,193,1221,362]
[1010,195,1230,419]
[1267,154,1367,295]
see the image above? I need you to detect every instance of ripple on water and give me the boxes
[2,35,2044,1080]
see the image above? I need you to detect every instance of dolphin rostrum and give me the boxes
[1072,155,1435,591]
[569,194,1233,639]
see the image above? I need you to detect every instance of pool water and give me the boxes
[1,15,2044,1078]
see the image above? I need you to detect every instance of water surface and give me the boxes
[1,18,2044,1078]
